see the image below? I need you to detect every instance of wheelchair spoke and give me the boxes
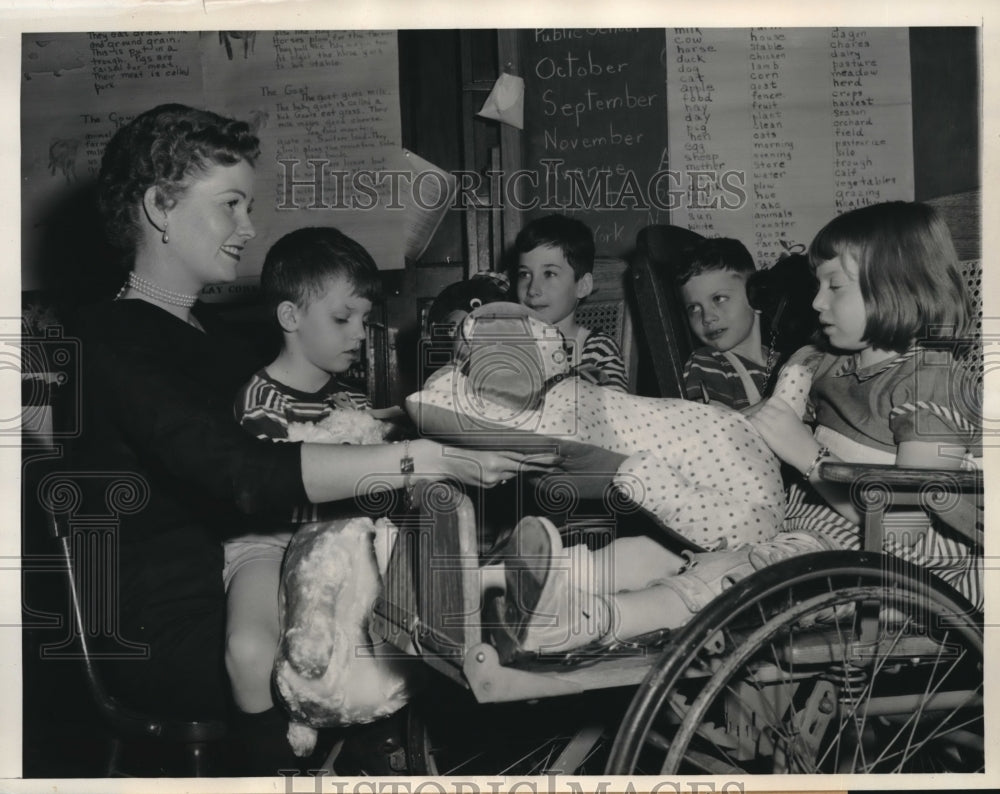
[609,555,984,776]
[819,604,910,772]
[865,637,980,772]
[868,639,950,770]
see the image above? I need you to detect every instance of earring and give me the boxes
[161,226,169,244]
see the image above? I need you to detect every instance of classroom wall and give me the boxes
[509,27,980,264]
[20,28,981,405]
[909,27,980,201]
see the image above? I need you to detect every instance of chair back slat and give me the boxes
[575,257,638,391]
[628,226,703,397]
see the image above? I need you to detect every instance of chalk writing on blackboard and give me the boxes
[518,28,669,257]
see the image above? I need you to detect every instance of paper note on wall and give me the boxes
[477,73,525,129]
[394,149,457,261]
[201,30,405,286]
[21,30,405,296]
[665,27,914,268]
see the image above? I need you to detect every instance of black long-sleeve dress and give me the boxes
[71,299,306,719]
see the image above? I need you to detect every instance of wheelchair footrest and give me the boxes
[461,641,667,704]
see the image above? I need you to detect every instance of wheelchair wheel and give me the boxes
[606,551,983,774]
[405,687,632,775]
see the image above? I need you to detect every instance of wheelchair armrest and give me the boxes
[817,462,983,549]
[817,462,982,491]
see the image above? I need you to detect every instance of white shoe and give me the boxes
[492,517,610,661]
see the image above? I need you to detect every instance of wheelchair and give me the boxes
[370,457,983,775]
[372,202,984,774]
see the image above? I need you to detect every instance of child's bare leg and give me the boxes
[225,557,283,713]
[604,583,706,641]
[569,536,685,594]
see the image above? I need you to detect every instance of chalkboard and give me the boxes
[517,29,668,258]
[513,27,979,262]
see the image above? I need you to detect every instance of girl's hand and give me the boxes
[748,396,821,473]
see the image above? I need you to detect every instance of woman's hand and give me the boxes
[748,396,821,473]
[413,439,562,488]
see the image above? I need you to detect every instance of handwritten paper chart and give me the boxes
[201,30,405,286]
[21,31,405,294]
[666,28,913,268]
[21,33,203,289]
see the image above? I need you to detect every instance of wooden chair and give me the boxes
[627,226,704,397]
[817,197,984,603]
[35,469,229,777]
[575,257,639,391]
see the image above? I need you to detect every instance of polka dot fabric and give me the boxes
[548,384,785,549]
[414,367,807,549]
[409,330,825,551]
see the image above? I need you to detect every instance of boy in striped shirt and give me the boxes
[224,226,382,718]
[513,214,629,391]
[679,237,769,410]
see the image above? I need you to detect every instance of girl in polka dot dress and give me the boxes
[486,201,981,659]
[411,302,824,655]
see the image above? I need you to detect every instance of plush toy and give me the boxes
[272,408,417,757]
[286,409,389,446]
[407,303,823,552]
[425,271,510,336]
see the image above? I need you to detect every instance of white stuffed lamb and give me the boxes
[274,409,415,757]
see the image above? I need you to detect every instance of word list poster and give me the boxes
[666,28,913,268]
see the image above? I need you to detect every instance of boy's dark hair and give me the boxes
[260,226,381,314]
[513,214,595,279]
[808,201,971,351]
[675,237,756,286]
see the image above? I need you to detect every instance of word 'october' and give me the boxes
[535,51,630,79]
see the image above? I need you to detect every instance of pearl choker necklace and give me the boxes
[116,272,199,308]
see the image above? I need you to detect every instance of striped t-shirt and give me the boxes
[683,347,769,410]
[236,370,370,440]
[784,345,982,609]
[573,329,629,391]
[234,369,370,523]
